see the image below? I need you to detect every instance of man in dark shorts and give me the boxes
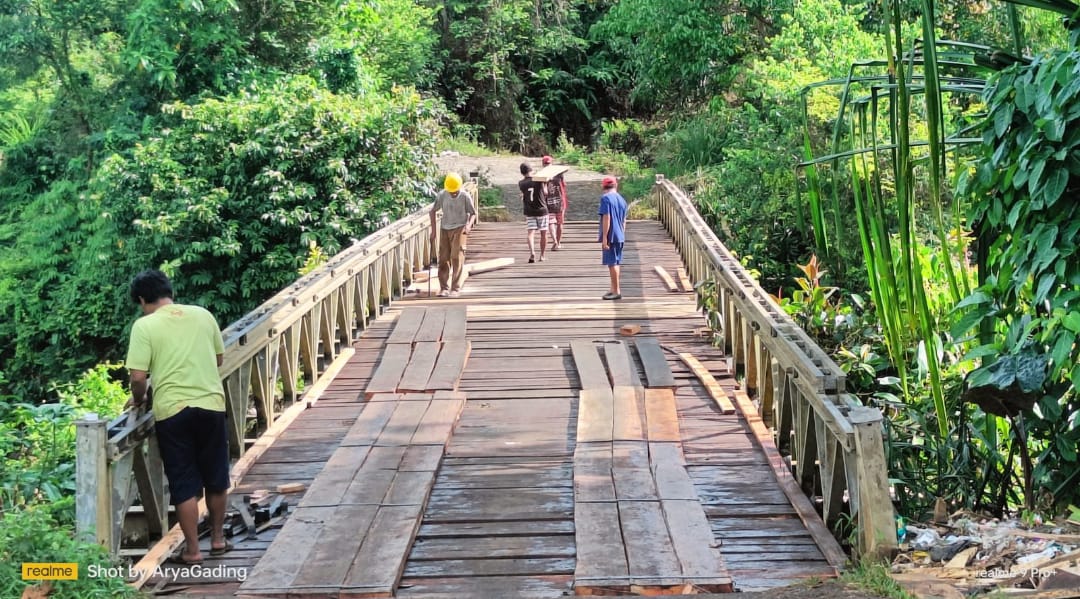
[126,270,230,564]
[598,176,628,300]
[519,162,549,263]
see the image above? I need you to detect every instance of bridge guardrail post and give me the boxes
[76,415,111,547]
[849,406,898,560]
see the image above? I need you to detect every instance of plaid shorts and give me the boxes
[525,215,549,230]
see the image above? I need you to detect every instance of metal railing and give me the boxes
[75,204,439,556]
[654,175,897,559]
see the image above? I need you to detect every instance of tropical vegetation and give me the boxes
[1,0,1078,591]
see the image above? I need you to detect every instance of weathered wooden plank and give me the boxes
[574,501,629,585]
[403,557,575,578]
[426,340,471,391]
[395,575,573,598]
[238,506,334,592]
[425,488,572,522]
[678,352,735,414]
[644,388,680,442]
[635,339,677,389]
[384,470,438,506]
[654,265,680,292]
[441,306,467,341]
[413,308,446,343]
[619,500,683,585]
[340,504,424,595]
[577,389,613,443]
[288,504,379,589]
[340,468,395,505]
[398,341,441,392]
[574,442,615,502]
[603,342,636,387]
[409,535,575,560]
[612,386,645,441]
[297,445,372,508]
[387,307,427,344]
[465,257,516,275]
[612,468,657,501]
[571,340,610,391]
[612,441,649,469]
[661,499,729,584]
[399,445,444,472]
[365,343,413,398]
[676,267,693,292]
[411,397,465,446]
[652,462,699,501]
[418,520,575,539]
[377,400,430,447]
[648,442,686,467]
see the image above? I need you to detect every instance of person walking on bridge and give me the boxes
[429,172,477,298]
[542,155,568,250]
[519,162,549,263]
[598,176,628,300]
[125,269,231,565]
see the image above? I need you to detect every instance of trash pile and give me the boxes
[891,509,1080,598]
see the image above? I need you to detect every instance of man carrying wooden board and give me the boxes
[430,173,477,298]
[541,155,568,250]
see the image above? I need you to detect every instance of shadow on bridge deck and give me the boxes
[154,221,843,598]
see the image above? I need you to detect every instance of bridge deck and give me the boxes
[155,221,842,598]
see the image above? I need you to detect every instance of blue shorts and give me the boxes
[155,407,230,505]
[602,242,624,266]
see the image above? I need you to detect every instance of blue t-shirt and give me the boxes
[597,191,628,243]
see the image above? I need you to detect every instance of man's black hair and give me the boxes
[520,162,532,176]
[130,269,174,304]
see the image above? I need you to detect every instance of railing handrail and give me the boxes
[653,175,897,561]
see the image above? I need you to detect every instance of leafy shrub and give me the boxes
[599,119,650,162]
[0,501,140,599]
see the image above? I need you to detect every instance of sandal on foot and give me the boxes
[210,541,234,557]
[602,292,622,300]
[167,554,204,566]
[528,255,536,264]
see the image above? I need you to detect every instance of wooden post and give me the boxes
[76,415,110,547]
[133,439,169,538]
[849,406,898,560]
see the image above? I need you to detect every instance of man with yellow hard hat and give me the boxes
[429,173,476,297]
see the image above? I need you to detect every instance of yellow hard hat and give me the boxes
[444,173,463,193]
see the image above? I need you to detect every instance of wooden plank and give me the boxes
[387,307,427,344]
[677,352,735,414]
[574,501,629,586]
[574,442,615,502]
[635,339,677,389]
[619,500,683,585]
[341,401,397,446]
[400,445,446,472]
[411,398,465,445]
[418,520,575,539]
[532,164,569,182]
[298,445,372,508]
[340,468,395,505]
[571,340,610,391]
[413,308,446,343]
[426,341,471,391]
[442,306,467,341]
[404,557,574,578]
[288,504,379,590]
[644,388,680,442]
[648,442,686,467]
[465,257,515,275]
[652,462,699,501]
[238,506,334,593]
[612,386,645,441]
[408,535,575,560]
[376,400,430,447]
[395,575,573,598]
[384,469,438,506]
[365,343,413,398]
[612,441,649,469]
[661,499,731,588]
[340,504,424,596]
[676,267,693,292]
[398,341,441,392]
[612,468,657,501]
[603,342,637,387]
[577,389,613,443]
[654,265,679,292]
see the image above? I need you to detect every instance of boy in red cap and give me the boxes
[598,176,628,300]
[541,156,568,249]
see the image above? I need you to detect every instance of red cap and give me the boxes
[602,176,617,189]
[542,155,553,165]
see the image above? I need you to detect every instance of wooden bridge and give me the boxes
[75,177,896,597]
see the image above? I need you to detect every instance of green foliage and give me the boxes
[0,364,126,511]
[842,561,917,598]
[93,75,442,324]
[955,46,1080,507]
[0,502,140,598]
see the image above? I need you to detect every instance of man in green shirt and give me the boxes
[126,269,231,564]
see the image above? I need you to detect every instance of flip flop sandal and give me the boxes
[167,554,204,566]
[210,541,234,557]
